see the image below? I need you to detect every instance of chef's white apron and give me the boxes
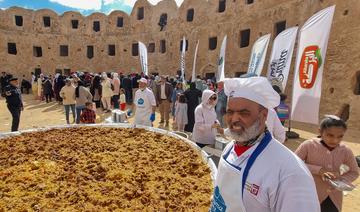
[134,93,152,126]
[210,131,272,212]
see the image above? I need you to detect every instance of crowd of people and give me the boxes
[1,70,359,212]
[1,70,289,136]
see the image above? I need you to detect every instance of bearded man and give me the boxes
[210,77,320,212]
[131,78,156,127]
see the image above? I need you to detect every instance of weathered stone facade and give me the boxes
[0,0,359,137]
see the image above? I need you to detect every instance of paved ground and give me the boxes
[1,93,359,211]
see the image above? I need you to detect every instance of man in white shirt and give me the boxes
[131,78,156,127]
[210,77,319,212]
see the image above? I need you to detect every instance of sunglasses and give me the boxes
[210,96,217,100]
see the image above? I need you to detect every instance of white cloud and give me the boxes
[124,0,184,7]
[123,0,137,7]
[50,0,185,11]
[22,5,35,10]
[104,0,116,5]
[49,0,102,10]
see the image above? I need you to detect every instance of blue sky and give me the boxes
[0,0,184,15]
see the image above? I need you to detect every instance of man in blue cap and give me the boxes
[4,77,23,131]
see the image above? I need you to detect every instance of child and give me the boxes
[174,93,188,132]
[295,115,359,212]
[80,102,96,124]
[276,93,289,125]
[119,88,126,111]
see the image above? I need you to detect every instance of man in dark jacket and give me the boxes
[21,75,32,94]
[42,77,53,103]
[155,75,173,126]
[4,77,23,132]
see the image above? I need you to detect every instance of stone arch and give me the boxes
[33,9,60,33]
[131,0,152,20]
[85,12,107,35]
[108,10,130,35]
[4,7,34,31]
[199,63,217,79]
[60,11,85,34]
[179,0,209,25]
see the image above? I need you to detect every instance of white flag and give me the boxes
[247,34,271,76]
[180,37,186,81]
[291,5,335,124]
[191,40,199,82]
[217,35,227,82]
[138,41,148,76]
[267,27,298,91]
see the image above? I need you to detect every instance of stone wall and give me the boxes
[0,0,359,138]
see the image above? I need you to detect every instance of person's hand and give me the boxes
[211,122,221,129]
[127,109,132,117]
[150,113,156,122]
[217,128,224,135]
[319,168,339,181]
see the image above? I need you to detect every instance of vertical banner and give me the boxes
[180,36,186,82]
[267,27,298,91]
[138,41,148,76]
[247,33,271,76]
[191,40,200,82]
[217,35,227,82]
[291,5,335,124]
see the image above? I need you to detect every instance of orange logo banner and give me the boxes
[299,45,323,89]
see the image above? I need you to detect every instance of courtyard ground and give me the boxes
[0,94,359,211]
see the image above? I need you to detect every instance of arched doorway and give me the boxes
[199,63,216,80]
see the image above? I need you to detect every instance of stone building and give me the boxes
[0,0,359,137]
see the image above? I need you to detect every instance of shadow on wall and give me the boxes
[336,103,350,122]
[353,71,360,95]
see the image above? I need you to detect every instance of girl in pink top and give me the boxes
[295,115,359,212]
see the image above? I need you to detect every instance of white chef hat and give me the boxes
[224,76,280,109]
[138,78,147,83]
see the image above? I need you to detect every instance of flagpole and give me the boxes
[287,27,302,139]
[191,40,199,83]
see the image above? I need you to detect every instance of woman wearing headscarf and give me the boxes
[37,74,44,100]
[75,80,93,124]
[31,72,38,100]
[90,75,102,108]
[171,82,184,118]
[101,72,113,112]
[54,73,65,104]
[111,73,121,109]
[192,89,222,148]
[42,76,53,103]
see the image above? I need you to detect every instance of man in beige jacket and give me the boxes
[60,78,76,124]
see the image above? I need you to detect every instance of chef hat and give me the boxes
[138,78,147,83]
[224,77,280,109]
